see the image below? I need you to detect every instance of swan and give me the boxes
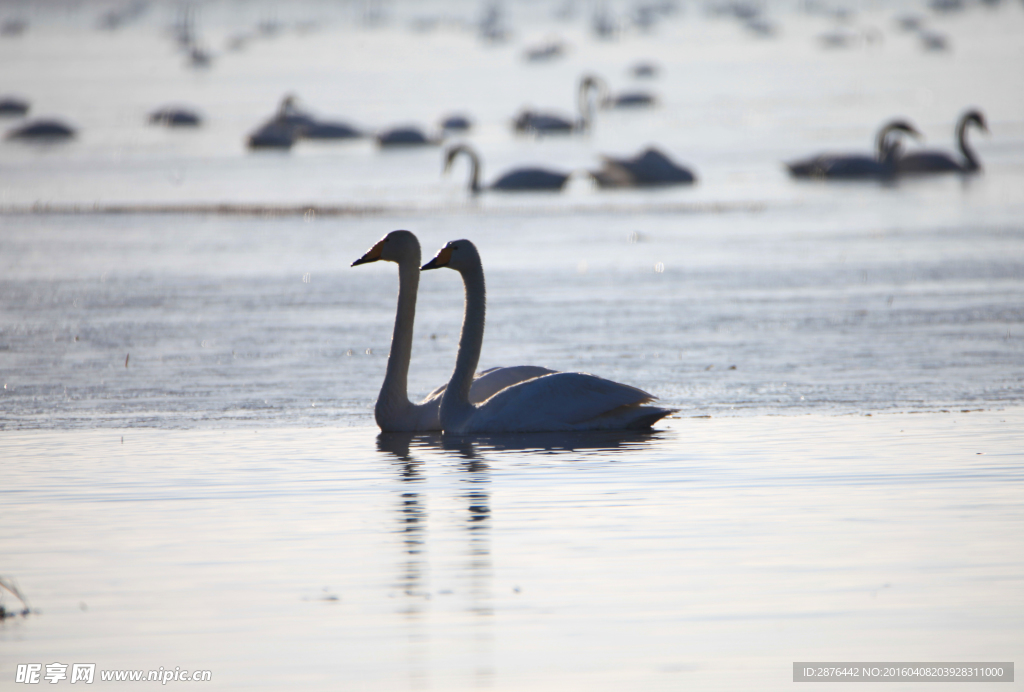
[786,120,920,179]
[897,109,987,174]
[149,106,201,127]
[591,146,696,187]
[581,74,657,109]
[352,230,555,432]
[376,125,439,147]
[0,96,29,116]
[512,76,599,134]
[274,95,363,140]
[421,239,674,434]
[444,144,572,193]
[5,119,76,140]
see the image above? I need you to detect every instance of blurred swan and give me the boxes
[5,118,76,140]
[786,120,920,179]
[422,239,674,434]
[581,74,656,108]
[149,106,201,127]
[275,95,363,139]
[591,147,696,187]
[376,125,440,147]
[898,110,986,174]
[444,144,572,193]
[512,75,600,134]
[0,96,29,116]
[352,230,555,432]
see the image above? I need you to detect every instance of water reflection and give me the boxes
[375,428,666,687]
[378,429,666,460]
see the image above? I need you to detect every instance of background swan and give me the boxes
[591,146,696,187]
[422,239,674,434]
[786,120,920,179]
[444,144,572,193]
[353,230,554,432]
[580,74,657,109]
[897,109,987,174]
[512,76,598,135]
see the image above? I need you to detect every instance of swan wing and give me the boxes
[463,372,658,432]
[423,365,556,405]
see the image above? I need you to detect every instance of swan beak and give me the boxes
[422,245,452,270]
[352,240,385,266]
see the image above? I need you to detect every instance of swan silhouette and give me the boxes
[444,144,572,193]
[786,120,920,179]
[5,119,76,140]
[376,125,440,147]
[590,147,696,187]
[422,239,674,434]
[897,109,987,174]
[581,74,657,108]
[352,230,555,432]
[512,76,600,134]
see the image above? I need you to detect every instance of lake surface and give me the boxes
[1,0,1023,689]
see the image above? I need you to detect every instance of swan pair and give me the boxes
[353,231,673,434]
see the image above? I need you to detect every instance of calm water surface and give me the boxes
[1,1,1023,689]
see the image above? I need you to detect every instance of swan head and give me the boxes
[352,229,420,266]
[422,239,480,272]
[962,109,988,134]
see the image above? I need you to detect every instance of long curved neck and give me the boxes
[380,257,420,407]
[449,261,486,407]
[957,119,979,171]
[462,148,481,193]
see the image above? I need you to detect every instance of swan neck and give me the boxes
[464,148,481,193]
[957,118,979,171]
[450,262,486,405]
[381,257,419,407]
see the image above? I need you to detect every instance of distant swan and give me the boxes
[422,239,674,433]
[352,230,555,432]
[897,109,987,174]
[591,147,696,187]
[5,118,76,140]
[444,144,571,193]
[581,74,657,108]
[512,76,600,134]
[376,126,439,147]
[786,120,920,179]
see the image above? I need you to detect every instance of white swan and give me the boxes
[352,230,555,432]
[422,239,674,434]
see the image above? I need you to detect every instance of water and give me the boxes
[1,1,1023,689]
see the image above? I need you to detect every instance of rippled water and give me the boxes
[1,1,1023,689]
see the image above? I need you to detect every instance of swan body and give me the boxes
[422,239,674,434]
[581,75,656,109]
[377,126,438,147]
[786,120,920,179]
[444,144,571,193]
[591,147,696,187]
[440,114,472,132]
[353,230,555,432]
[275,95,363,140]
[149,106,201,127]
[0,97,29,116]
[897,109,986,174]
[6,119,76,140]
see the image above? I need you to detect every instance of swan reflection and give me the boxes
[377,428,665,460]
